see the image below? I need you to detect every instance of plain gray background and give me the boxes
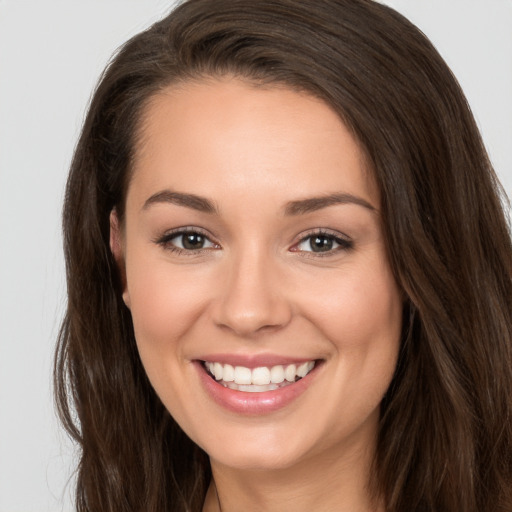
[0,1,511,511]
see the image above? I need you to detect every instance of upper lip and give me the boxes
[195,353,319,369]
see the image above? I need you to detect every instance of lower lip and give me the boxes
[194,361,319,415]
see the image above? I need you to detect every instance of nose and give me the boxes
[212,249,292,337]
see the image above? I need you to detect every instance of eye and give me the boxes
[155,229,218,252]
[172,232,215,250]
[293,232,353,254]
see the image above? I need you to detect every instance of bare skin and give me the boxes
[203,429,382,512]
[112,77,400,512]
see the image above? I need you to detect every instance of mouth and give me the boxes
[195,357,322,414]
[203,360,317,393]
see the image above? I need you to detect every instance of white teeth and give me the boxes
[285,364,296,382]
[252,367,271,385]
[297,361,314,377]
[296,362,309,378]
[234,366,252,385]
[204,360,316,388]
[270,365,285,384]
[225,382,280,392]
[222,364,235,382]
[213,362,223,380]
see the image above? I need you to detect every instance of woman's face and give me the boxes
[115,78,402,471]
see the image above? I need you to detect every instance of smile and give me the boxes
[195,357,322,414]
[204,360,316,392]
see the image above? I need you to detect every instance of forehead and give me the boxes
[128,77,378,211]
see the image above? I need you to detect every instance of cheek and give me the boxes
[302,262,402,349]
[305,261,402,424]
[296,255,403,417]
[124,252,212,355]
[122,253,213,425]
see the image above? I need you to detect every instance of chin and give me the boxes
[210,448,305,472]
[200,425,318,472]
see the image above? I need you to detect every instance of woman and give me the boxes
[55,0,512,510]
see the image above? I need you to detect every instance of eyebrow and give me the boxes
[142,189,375,216]
[142,190,218,214]
[284,193,376,215]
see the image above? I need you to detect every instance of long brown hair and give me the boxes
[55,1,512,510]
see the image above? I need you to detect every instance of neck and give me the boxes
[203,436,383,512]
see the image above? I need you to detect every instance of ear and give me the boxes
[109,209,131,308]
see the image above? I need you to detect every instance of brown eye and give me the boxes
[156,229,217,252]
[181,233,207,250]
[309,235,335,252]
[295,232,353,254]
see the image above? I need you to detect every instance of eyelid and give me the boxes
[153,226,352,256]
[290,228,353,255]
[153,226,220,253]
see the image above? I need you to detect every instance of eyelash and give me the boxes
[154,227,219,255]
[154,228,353,256]
[291,229,354,256]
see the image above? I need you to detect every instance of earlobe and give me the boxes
[109,209,131,308]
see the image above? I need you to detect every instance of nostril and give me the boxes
[212,288,293,335]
